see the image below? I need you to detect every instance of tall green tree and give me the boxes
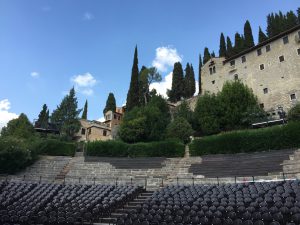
[174,100,194,126]
[166,117,193,144]
[203,47,211,64]
[51,87,82,140]
[81,100,88,119]
[167,62,184,102]
[286,10,298,29]
[226,36,233,58]
[211,51,216,58]
[258,26,268,43]
[139,66,161,105]
[233,32,245,55]
[36,104,49,129]
[198,54,203,95]
[297,8,300,24]
[103,93,116,114]
[219,33,227,57]
[244,20,255,48]
[1,113,35,139]
[183,63,196,98]
[126,46,140,111]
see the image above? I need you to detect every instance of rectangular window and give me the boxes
[241,56,246,63]
[263,88,268,94]
[259,103,264,109]
[213,66,216,73]
[88,129,91,135]
[266,45,271,52]
[297,48,300,55]
[81,128,86,135]
[114,114,117,119]
[103,130,107,136]
[209,68,213,75]
[298,31,300,37]
[260,64,264,70]
[257,48,262,56]
[283,36,289,44]
[234,74,238,80]
[230,60,235,66]
[279,55,285,62]
[212,80,215,84]
[290,93,296,100]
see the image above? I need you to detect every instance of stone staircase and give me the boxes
[97,190,154,225]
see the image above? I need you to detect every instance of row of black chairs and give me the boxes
[0,180,143,225]
[117,180,300,225]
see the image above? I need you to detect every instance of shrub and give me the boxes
[190,122,300,156]
[86,140,185,157]
[288,103,300,121]
[166,117,193,144]
[38,139,76,156]
[0,137,32,173]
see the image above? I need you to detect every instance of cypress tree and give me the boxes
[103,93,116,114]
[203,47,211,64]
[233,32,244,55]
[286,11,298,29]
[190,64,196,97]
[211,51,216,58]
[198,54,203,95]
[168,62,184,102]
[126,46,140,111]
[36,104,49,129]
[244,20,255,48]
[183,63,191,98]
[297,8,300,24]
[226,36,233,58]
[219,33,227,57]
[258,26,268,43]
[81,100,88,119]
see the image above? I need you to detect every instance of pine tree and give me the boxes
[103,93,116,114]
[81,100,88,119]
[244,20,255,48]
[168,62,184,102]
[198,54,203,95]
[36,104,49,129]
[203,47,211,64]
[219,33,227,57]
[51,87,82,139]
[226,36,233,58]
[258,26,268,43]
[126,46,140,111]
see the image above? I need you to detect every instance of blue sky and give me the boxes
[0,0,299,128]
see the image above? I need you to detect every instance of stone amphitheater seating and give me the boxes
[189,149,295,178]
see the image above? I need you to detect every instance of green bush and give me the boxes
[38,139,76,156]
[288,103,300,121]
[190,122,300,156]
[0,137,32,173]
[86,140,185,157]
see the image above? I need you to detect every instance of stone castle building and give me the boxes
[75,106,125,142]
[200,25,300,116]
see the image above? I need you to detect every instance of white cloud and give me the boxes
[30,71,40,78]
[0,99,18,131]
[150,72,199,98]
[149,72,173,98]
[97,117,105,122]
[152,46,182,72]
[71,73,97,96]
[83,12,94,21]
